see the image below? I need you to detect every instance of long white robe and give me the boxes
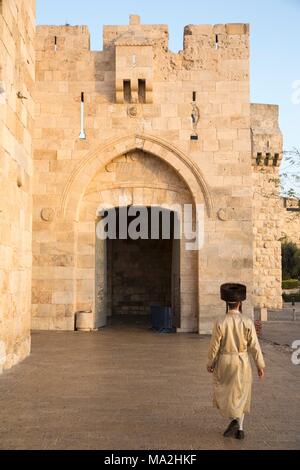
[207,310,265,419]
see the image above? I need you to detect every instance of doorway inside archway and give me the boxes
[95,206,181,330]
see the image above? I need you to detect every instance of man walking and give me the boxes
[207,284,265,440]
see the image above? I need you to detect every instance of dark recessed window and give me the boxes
[123,80,132,103]
[274,153,279,166]
[138,79,146,103]
[265,153,271,166]
[256,153,262,165]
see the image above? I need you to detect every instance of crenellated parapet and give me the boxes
[251,103,283,168]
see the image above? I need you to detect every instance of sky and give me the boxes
[37,0,300,154]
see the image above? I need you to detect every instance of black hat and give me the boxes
[220,283,247,302]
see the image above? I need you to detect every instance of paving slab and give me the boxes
[0,326,299,450]
[261,322,300,348]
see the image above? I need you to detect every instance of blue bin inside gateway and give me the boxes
[150,306,173,332]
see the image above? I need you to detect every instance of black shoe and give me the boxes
[223,420,239,437]
[235,430,245,440]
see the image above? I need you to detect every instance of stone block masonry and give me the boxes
[0,0,35,372]
[251,104,284,309]
[32,16,255,334]
[0,7,289,375]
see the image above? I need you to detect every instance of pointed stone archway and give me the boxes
[60,133,214,221]
[55,133,215,333]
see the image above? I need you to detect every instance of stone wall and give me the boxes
[0,8,290,367]
[251,104,283,309]
[32,16,256,333]
[108,237,173,316]
[281,198,300,247]
[0,0,35,372]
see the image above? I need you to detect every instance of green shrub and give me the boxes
[282,279,300,289]
[281,242,300,280]
[283,293,300,303]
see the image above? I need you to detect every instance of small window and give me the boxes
[274,153,279,166]
[123,80,132,103]
[138,79,146,103]
[256,153,263,165]
[265,153,271,166]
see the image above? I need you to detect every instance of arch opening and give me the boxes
[95,206,181,330]
[76,149,200,333]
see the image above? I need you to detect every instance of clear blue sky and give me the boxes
[37,0,300,152]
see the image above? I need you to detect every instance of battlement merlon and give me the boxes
[183,23,249,50]
[251,103,281,131]
[36,25,91,52]
[103,18,169,51]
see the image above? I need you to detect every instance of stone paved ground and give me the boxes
[261,322,300,348]
[0,324,299,450]
[268,303,300,322]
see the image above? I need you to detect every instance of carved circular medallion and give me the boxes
[127,105,140,118]
[41,208,55,222]
[217,209,228,221]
